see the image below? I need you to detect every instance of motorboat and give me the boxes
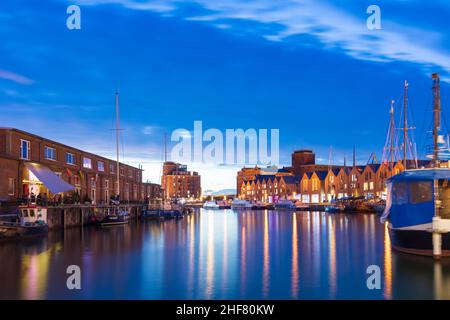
[0,205,48,240]
[203,201,220,210]
[274,199,296,210]
[231,199,252,210]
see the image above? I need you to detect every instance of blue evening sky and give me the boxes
[1,0,450,190]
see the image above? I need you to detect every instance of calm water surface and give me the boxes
[1,209,449,300]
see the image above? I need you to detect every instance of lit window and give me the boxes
[83,157,92,169]
[66,152,75,165]
[98,161,104,172]
[20,139,30,160]
[369,182,374,190]
[44,146,56,161]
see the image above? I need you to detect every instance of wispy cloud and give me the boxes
[78,0,450,78]
[0,69,34,85]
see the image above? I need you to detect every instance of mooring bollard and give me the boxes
[433,217,442,258]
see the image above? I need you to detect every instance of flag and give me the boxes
[66,168,72,177]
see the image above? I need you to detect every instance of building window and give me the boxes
[105,180,109,201]
[91,178,96,189]
[120,168,125,176]
[369,182,374,190]
[363,182,368,191]
[110,163,115,174]
[66,152,75,165]
[20,139,30,160]
[98,161,105,172]
[44,146,57,161]
[8,178,15,196]
[83,157,92,169]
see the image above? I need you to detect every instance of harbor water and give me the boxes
[0,209,449,300]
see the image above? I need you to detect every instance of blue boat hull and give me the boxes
[389,225,450,257]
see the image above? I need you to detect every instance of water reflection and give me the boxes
[0,209,449,299]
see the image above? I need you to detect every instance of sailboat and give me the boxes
[140,135,185,220]
[98,91,130,227]
[381,73,450,257]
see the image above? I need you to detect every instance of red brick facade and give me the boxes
[0,128,161,204]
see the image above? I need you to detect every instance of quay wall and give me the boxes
[46,205,142,229]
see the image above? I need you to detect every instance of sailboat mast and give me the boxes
[432,73,441,167]
[403,80,408,169]
[389,100,395,173]
[115,90,120,196]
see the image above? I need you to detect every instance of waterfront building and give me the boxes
[161,161,201,200]
[0,128,161,204]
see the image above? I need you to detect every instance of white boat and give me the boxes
[274,199,296,210]
[0,205,49,240]
[203,201,220,209]
[231,199,252,210]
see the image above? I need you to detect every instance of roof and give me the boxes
[367,164,381,172]
[388,169,450,182]
[280,175,300,184]
[304,172,313,179]
[331,168,340,176]
[314,171,328,180]
[255,174,276,183]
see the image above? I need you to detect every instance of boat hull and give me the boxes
[0,224,49,241]
[98,215,129,226]
[389,225,450,257]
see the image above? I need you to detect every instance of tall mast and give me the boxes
[115,90,120,196]
[390,100,395,173]
[403,80,408,169]
[432,73,441,167]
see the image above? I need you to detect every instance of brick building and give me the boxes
[0,128,161,204]
[161,161,201,200]
[237,148,432,204]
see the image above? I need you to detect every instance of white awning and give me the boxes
[25,162,75,194]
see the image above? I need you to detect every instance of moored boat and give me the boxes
[0,205,49,240]
[382,169,450,257]
[203,201,220,210]
[274,199,296,210]
[231,199,252,210]
[98,206,130,226]
[325,201,344,213]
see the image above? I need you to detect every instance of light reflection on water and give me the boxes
[1,209,450,299]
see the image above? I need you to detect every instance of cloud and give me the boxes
[78,0,450,79]
[0,69,34,85]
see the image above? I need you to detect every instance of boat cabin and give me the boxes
[382,169,450,228]
[18,205,48,225]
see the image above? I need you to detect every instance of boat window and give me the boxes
[410,181,433,204]
[29,209,35,217]
[392,182,408,205]
[439,180,450,219]
[22,209,28,217]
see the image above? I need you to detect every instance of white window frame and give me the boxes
[98,161,105,172]
[20,139,30,160]
[66,152,75,165]
[83,157,92,169]
[44,146,57,161]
